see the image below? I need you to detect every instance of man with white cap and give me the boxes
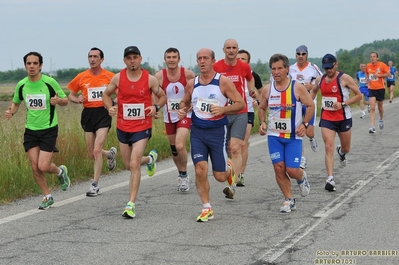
[290,45,322,169]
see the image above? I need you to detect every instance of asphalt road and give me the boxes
[1,102,399,265]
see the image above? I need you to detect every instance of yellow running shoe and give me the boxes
[146,150,158,177]
[122,202,135,218]
[196,208,214,222]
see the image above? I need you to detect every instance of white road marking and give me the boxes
[257,151,399,263]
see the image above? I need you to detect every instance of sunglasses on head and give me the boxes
[296,53,307,56]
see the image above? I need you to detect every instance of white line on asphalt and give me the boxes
[257,151,399,264]
[0,136,267,226]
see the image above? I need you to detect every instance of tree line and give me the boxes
[1,38,399,84]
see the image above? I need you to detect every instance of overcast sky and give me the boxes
[1,0,399,73]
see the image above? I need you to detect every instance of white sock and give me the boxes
[147,156,153,164]
[203,203,211,209]
[45,194,52,199]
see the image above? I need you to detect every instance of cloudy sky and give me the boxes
[1,0,398,72]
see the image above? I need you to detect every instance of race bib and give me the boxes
[322,96,338,111]
[270,117,291,133]
[369,74,378,81]
[359,77,366,83]
[123,103,145,120]
[26,94,47,110]
[167,98,181,113]
[87,87,105,102]
[196,98,219,115]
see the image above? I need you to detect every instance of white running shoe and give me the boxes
[325,178,336,191]
[379,120,384,130]
[179,176,190,192]
[309,138,318,152]
[107,147,117,171]
[280,199,296,213]
[336,145,347,167]
[298,171,310,197]
[86,184,99,196]
[300,156,307,169]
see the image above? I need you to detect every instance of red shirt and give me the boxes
[117,69,152,132]
[213,59,252,114]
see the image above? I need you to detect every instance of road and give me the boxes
[1,102,399,265]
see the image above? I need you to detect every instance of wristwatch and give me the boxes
[341,102,347,108]
[259,120,266,126]
[302,122,309,129]
[154,104,160,112]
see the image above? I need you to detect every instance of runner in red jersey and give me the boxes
[311,54,361,192]
[102,46,166,219]
[213,39,257,193]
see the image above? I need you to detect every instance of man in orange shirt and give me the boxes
[68,47,117,196]
[366,52,390,133]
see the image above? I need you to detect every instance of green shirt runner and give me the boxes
[13,74,67,130]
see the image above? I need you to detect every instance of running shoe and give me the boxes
[298,171,310,197]
[379,120,384,130]
[325,178,336,192]
[179,175,190,192]
[360,111,365,119]
[177,176,182,191]
[38,196,54,210]
[58,165,70,191]
[122,202,135,218]
[309,138,318,152]
[336,145,347,167]
[369,127,376,134]
[237,173,245,187]
[300,156,307,169]
[223,159,236,199]
[196,208,214,222]
[146,150,158,177]
[280,198,296,213]
[107,147,117,171]
[86,184,99,197]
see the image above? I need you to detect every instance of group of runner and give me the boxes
[4,41,395,221]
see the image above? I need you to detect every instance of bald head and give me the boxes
[223,38,238,49]
[197,48,215,60]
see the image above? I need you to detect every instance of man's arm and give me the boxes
[4,102,21,120]
[341,74,362,106]
[178,79,194,119]
[185,69,196,81]
[258,84,270,136]
[310,76,322,100]
[295,82,315,137]
[150,76,166,105]
[214,76,245,115]
[102,73,119,116]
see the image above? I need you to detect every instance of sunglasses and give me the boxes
[296,53,307,56]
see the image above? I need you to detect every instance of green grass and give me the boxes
[0,100,191,204]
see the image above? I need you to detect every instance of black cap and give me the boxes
[124,46,141,57]
[322,54,337,69]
